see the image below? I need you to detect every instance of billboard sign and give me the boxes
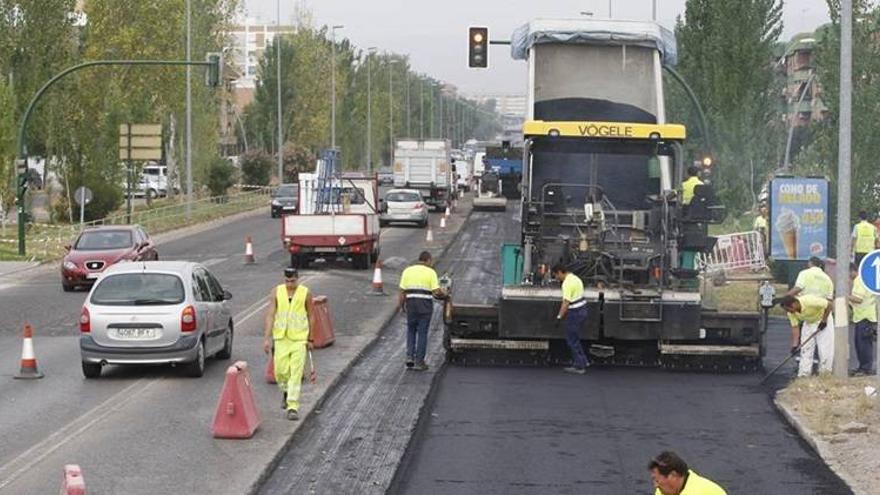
[769,177,829,261]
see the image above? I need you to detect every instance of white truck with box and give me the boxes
[392,139,455,211]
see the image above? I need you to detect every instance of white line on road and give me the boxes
[0,378,160,490]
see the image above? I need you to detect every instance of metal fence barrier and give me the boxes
[696,230,767,274]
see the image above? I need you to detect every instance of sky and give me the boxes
[243,0,831,95]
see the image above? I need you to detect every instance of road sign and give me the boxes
[858,249,880,294]
[73,186,93,206]
[119,123,162,161]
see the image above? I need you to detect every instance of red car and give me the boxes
[61,225,159,292]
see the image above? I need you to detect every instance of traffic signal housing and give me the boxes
[468,27,488,68]
[205,52,222,87]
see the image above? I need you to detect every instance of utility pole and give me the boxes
[330,25,344,149]
[367,47,376,173]
[652,0,657,21]
[833,0,853,378]
[419,78,424,140]
[405,68,411,138]
[185,0,192,218]
[439,86,444,140]
[389,57,394,164]
[275,0,283,181]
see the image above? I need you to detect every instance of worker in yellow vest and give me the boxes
[263,267,315,421]
[649,451,727,495]
[680,166,704,206]
[849,263,877,375]
[753,206,769,256]
[852,210,879,267]
[398,251,448,370]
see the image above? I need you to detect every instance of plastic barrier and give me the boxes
[310,296,335,349]
[696,231,766,274]
[212,361,261,439]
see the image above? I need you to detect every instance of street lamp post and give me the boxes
[389,57,395,164]
[186,0,192,217]
[833,0,853,378]
[331,25,344,149]
[366,47,376,173]
[275,0,283,181]
[405,68,411,138]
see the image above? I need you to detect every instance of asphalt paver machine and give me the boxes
[445,19,765,370]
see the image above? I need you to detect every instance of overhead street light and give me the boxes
[366,47,377,173]
[331,24,344,149]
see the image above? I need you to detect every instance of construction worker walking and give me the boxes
[848,263,877,375]
[551,264,590,374]
[777,294,834,377]
[852,210,879,267]
[753,206,769,256]
[398,251,447,371]
[263,267,315,421]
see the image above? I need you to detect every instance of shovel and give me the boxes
[759,324,824,384]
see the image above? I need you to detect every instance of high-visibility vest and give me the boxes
[681,176,703,205]
[855,221,876,253]
[273,284,310,341]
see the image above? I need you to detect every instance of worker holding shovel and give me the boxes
[777,294,835,377]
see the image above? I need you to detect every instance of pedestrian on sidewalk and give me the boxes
[852,210,879,267]
[551,264,589,374]
[398,251,447,371]
[777,294,834,377]
[648,451,727,495]
[848,263,877,375]
[263,267,315,421]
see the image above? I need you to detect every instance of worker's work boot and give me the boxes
[405,356,415,369]
[413,362,429,371]
[563,366,586,375]
[281,392,287,410]
[286,409,299,421]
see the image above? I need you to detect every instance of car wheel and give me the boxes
[146,188,158,200]
[271,210,278,218]
[216,324,233,360]
[379,220,387,228]
[184,339,206,378]
[82,362,101,379]
[62,283,74,292]
[419,219,428,228]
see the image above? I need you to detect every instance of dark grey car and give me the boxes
[271,184,299,218]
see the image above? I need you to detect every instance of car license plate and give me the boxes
[113,328,158,340]
[315,247,337,253]
[85,273,98,280]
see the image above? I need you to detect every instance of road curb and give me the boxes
[773,395,862,494]
[246,199,475,494]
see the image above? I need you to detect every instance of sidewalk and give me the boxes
[0,261,40,279]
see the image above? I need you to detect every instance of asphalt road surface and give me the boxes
[0,192,454,494]
[391,207,852,495]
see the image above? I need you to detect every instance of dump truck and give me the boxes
[393,139,454,211]
[472,170,507,211]
[484,142,522,200]
[446,19,765,371]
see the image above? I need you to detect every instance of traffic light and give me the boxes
[205,52,222,87]
[468,27,488,68]
[701,155,714,167]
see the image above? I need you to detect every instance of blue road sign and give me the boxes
[858,249,880,295]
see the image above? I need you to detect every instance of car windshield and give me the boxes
[387,192,421,202]
[90,273,185,306]
[75,230,133,251]
[275,186,298,198]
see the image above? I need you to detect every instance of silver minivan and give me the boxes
[79,261,233,378]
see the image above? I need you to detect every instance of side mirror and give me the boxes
[223,290,233,300]
[64,244,72,251]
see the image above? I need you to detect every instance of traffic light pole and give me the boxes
[14,58,218,256]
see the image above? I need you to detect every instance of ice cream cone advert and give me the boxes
[769,178,828,261]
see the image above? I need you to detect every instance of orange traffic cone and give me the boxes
[426,224,434,243]
[14,324,43,379]
[371,260,386,295]
[440,216,447,230]
[244,236,255,264]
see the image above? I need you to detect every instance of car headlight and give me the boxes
[271,199,281,206]
[63,261,77,271]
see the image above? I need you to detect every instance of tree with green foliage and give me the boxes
[669,0,785,212]
[240,149,273,186]
[795,1,880,216]
[207,157,236,197]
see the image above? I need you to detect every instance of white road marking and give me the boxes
[202,257,226,268]
[0,379,160,490]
